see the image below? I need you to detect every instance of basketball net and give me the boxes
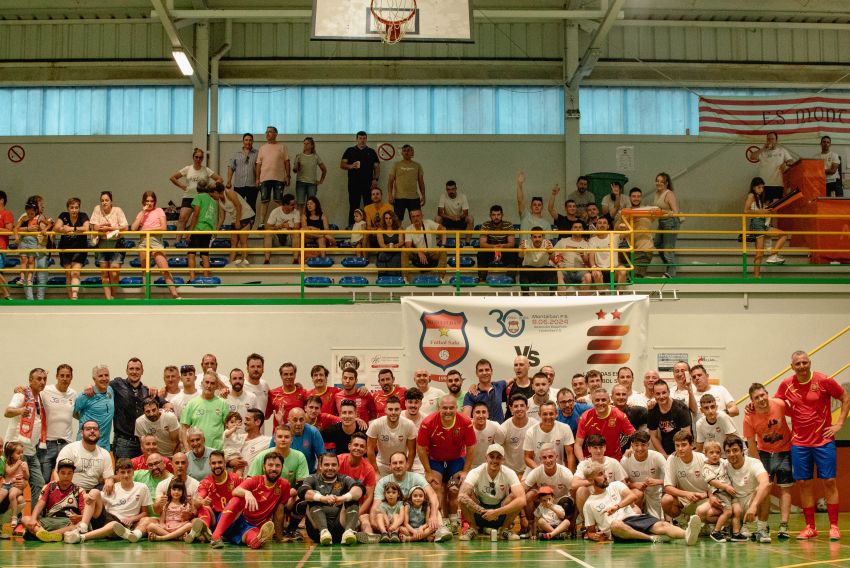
[371,0,417,44]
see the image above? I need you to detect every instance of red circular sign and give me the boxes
[7,145,25,163]
[377,143,396,161]
[745,145,760,163]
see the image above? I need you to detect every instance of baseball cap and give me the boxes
[538,485,554,496]
[57,458,76,470]
[486,443,505,457]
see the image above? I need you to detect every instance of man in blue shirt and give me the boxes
[73,365,114,450]
[286,408,325,473]
[462,359,508,423]
[555,387,591,435]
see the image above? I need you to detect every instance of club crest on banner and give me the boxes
[418,310,469,370]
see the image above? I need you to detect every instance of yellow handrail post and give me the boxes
[741,215,748,278]
[454,230,461,292]
[143,232,151,300]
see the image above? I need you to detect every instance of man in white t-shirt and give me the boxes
[627,370,658,408]
[753,131,797,203]
[661,430,714,523]
[690,364,738,421]
[495,394,538,475]
[553,219,592,290]
[527,373,554,421]
[263,194,301,264]
[56,420,115,492]
[402,389,426,473]
[41,363,78,482]
[366,396,417,476]
[135,396,181,458]
[817,135,843,197]
[670,361,697,415]
[523,401,576,471]
[620,430,667,519]
[403,208,446,279]
[64,458,152,544]
[458,444,526,541]
[694,393,738,454]
[522,444,575,529]
[468,403,501,469]
[720,435,771,543]
[413,369,446,417]
[244,353,271,421]
[572,434,627,516]
[588,217,625,285]
[435,180,473,245]
[225,368,259,421]
[170,365,200,420]
[234,408,271,472]
[518,229,555,294]
[4,367,48,501]
[582,460,700,545]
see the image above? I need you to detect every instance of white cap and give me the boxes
[486,443,505,457]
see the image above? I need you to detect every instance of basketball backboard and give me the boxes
[311,0,474,43]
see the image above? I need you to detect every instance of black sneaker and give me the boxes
[729,533,749,543]
[710,531,727,543]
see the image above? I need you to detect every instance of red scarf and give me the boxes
[18,387,47,446]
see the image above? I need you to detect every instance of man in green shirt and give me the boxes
[132,452,171,517]
[181,371,229,450]
[247,424,308,484]
[188,181,223,280]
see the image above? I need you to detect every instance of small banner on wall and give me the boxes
[699,94,850,140]
[401,296,649,388]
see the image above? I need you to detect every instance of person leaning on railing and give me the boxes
[616,187,654,279]
[53,197,90,301]
[130,191,180,300]
[89,191,128,301]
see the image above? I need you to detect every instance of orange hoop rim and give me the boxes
[370,0,418,27]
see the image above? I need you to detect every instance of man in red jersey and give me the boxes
[333,367,377,423]
[187,450,240,543]
[305,395,341,431]
[417,395,477,532]
[373,369,407,417]
[268,362,306,428]
[575,388,635,460]
[306,365,340,415]
[209,452,289,548]
[774,351,850,541]
[338,432,377,534]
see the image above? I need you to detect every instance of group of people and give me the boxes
[2,349,847,549]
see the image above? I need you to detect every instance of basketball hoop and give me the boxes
[371,0,417,44]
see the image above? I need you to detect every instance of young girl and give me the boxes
[222,411,246,475]
[14,199,45,301]
[702,441,738,542]
[744,176,788,277]
[376,482,404,543]
[533,486,570,540]
[147,479,194,541]
[3,442,29,529]
[350,208,367,258]
[400,486,434,542]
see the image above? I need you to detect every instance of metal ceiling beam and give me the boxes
[567,0,626,88]
[617,19,850,31]
[150,9,621,21]
[150,0,202,88]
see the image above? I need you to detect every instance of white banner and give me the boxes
[401,296,649,390]
[330,348,404,392]
[699,94,850,140]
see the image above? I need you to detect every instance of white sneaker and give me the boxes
[765,254,786,264]
[685,514,702,546]
[113,523,133,541]
[434,526,453,542]
[184,518,205,543]
[240,261,250,268]
[64,530,82,544]
[341,529,356,545]
[320,528,332,546]
[651,535,671,543]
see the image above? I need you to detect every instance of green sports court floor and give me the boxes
[1,515,848,568]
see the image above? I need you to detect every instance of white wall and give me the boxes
[2,295,849,434]
[0,134,834,231]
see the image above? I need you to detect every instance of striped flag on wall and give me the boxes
[699,94,850,139]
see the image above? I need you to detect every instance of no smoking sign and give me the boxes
[7,145,25,163]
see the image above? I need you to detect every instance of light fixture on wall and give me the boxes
[172,49,194,76]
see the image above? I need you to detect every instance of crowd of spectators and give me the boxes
[2,350,846,548]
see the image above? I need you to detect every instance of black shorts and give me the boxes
[615,514,660,538]
[473,501,505,530]
[442,218,467,230]
[91,510,127,531]
[188,233,211,257]
[59,252,88,266]
[181,197,194,209]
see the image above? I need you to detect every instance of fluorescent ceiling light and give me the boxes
[172,49,193,76]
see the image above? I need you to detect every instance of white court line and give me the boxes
[555,548,596,568]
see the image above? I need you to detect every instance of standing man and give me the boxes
[566,176,594,220]
[403,209,446,279]
[244,353,271,424]
[417,395,477,532]
[555,387,591,436]
[366,396,417,475]
[627,370,658,408]
[495,394,538,476]
[73,364,114,451]
[41,364,77,482]
[458,444,526,541]
[753,131,797,203]
[135,397,181,458]
[388,144,426,223]
[647,380,692,458]
[255,125,290,229]
[0,190,13,300]
[299,453,364,545]
[463,359,508,423]
[268,362,306,428]
[412,369,446,417]
[774,351,850,540]
[690,365,738,421]
[341,131,380,225]
[670,361,698,415]
[306,364,339,415]
[435,180,473,245]
[575,388,635,461]
[817,135,843,197]
[322,400,367,455]
[181,371,229,451]
[170,364,199,420]
[110,357,158,459]
[468,403,501,469]
[225,368,258,421]
[523,401,576,471]
[333,367,377,423]
[372,369,407,418]
[226,132,259,226]
[744,382,794,540]
[4,367,48,501]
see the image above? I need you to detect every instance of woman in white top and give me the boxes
[744,176,788,277]
[131,191,180,299]
[217,183,255,266]
[168,148,223,234]
[292,137,327,215]
[89,191,128,300]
